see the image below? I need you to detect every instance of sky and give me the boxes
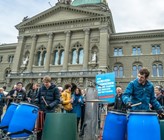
[0,0,164,44]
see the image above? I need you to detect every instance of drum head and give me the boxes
[108,109,127,115]
[20,102,39,108]
[10,102,19,106]
[128,110,157,115]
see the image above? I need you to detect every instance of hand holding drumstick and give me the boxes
[42,96,51,109]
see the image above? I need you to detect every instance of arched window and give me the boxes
[79,49,83,64]
[59,50,64,65]
[37,46,46,66]
[113,63,123,78]
[72,49,77,64]
[37,52,41,66]
[132,63,142,77]
[43,51,46,66]
[8,55,14,63]
[54,50,58,65]
[152,62,163,77]
[71,42,83,64]
[52,43,64,65]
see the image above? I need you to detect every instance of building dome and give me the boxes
[72,0,106,6]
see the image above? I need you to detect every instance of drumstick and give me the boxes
[131,102,142,107]
[41,96,48,106]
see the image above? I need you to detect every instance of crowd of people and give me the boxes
[0,75,86,140]
[0,67,164,139]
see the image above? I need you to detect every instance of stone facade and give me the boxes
[0,2,164,91]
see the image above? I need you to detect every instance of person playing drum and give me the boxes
[6,82,27,107]
[35,75,60,140]
[122,67,164,118]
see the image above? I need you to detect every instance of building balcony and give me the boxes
[7,70,103,79]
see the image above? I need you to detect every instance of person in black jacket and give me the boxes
[154,86,164,107]
[35,75,60,140]
[27,83,39,104]
[6,82,27,107]
[114,87,126,111]
[36,75,60,114]
[0,88,5,122]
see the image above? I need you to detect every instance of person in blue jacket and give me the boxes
[71,87,84,131]
[122,67,164,118]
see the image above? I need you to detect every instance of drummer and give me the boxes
[6,82,27,107]
[35,75,60,140]
[122,67,164,118]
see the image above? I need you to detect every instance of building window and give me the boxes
[78,48,83,64]
[37,46,46,66]
[114,48,123,56]
[72,49,77,64]
[132,63,142,77]
[132,46,141,55]
[8,55,14,63]
[53,44,64,65]
[114,63,123,78]
[152,62,163,77]
[71,42,83,64]
[59,50,64,65]
[152,45,160,54]
[0,56,3,63]
[53,50,58,65]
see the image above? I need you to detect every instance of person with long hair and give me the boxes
[71,87,84,131]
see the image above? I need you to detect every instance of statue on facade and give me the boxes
[22,16,29,22]
[91,51,97,62]
[23,56,29,65]
[58,0,71,4]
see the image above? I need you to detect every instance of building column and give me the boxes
[83,28,90,70]
[44,33,53,71]
[12,36,25,73]
[99,26,109,71]
[62,31,71,71]
[27,35,37,72]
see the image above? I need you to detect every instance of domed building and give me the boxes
[0,0,164,90]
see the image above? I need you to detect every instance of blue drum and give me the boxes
[0,103,18,130]
[7,103,39,138]
[103,110,127,140]
[128,111,160,140]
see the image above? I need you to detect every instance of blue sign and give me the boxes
[96,72,116,103]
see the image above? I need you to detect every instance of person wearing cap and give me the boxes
[122,67,164,118]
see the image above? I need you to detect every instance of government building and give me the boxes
[0,0,164,91]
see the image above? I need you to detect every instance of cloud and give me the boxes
[109,0,164,32]
[0,0,164,43]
